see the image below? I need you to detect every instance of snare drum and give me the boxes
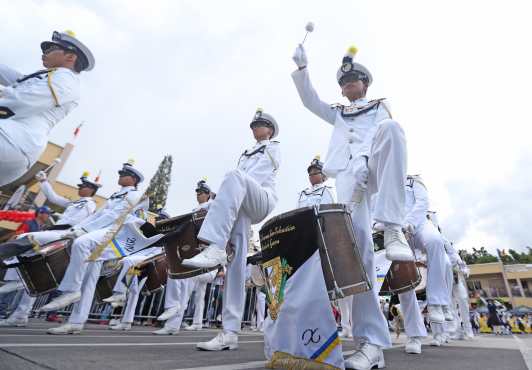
[259,204,371,300]
[95,259,122,302]
[373,231,422,295]
[156,209,219,279]
[16,238,73,296]
[135,252,167,294]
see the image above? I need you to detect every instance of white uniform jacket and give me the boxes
[404,176,430,231]
[291,68,391,177]
[0,65,80,163]
[74,186,147,233]
[40,180,96,226]
[297,183,335,208]
[237,139,281,208]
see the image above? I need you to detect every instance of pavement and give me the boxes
[0,320,530,370]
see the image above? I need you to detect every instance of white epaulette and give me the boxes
[330,103,344,110]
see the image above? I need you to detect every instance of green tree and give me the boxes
[459,247,498,264]
[146,155,173,213]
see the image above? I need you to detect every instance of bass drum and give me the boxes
[135,252,168,294]
[156,209,220,279]
[258,204,371,300]
[373,232,422,295]
[17,238,73,296]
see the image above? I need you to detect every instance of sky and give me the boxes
[2,0,531,253]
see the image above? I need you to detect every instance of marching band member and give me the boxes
[400,176,451,327]
[297,155,335,208]
[154,179,216,335]
[0,30,94,187]
[0,172,99,326]
[39,161,150,329]
[181,109,280,351]
[105,245,163,331]
[292,44,409,369]
[298,156,356,340]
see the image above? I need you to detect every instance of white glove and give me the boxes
[292,44,308,68]
[352,156,369,202]
[35,171,47,182]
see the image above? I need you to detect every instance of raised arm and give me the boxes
[291,45,336,125]
[40,180,70,208]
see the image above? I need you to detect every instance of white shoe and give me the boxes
[345,342,385,370]
[181,245,227,268]
[384,226,414,262]
[157,304,181,321]
[111,301,125,308]
[405,337,422,354]
[108,318,120,326]
[40,292,81,312]
[0,281,24,294]
[152,326,179,335]
[430,334,443,347]
[428,305,444,323]
[47,323,83,335]
[197,331,238,351]
[184,324,202,331]
[109,322,132,331]
[103,293,126,304]
[0,317,28,327]
[442,305,454,321]
[464,332,475,340]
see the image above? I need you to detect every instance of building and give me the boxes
[466,262,532,307]
[0,141,107,236]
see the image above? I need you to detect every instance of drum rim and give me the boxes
[260,204,346,232]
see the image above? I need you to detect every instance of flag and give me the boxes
[263,249,344,370]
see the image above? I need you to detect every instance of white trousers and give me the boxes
[335,120,407,348]
[412,222,450,306]
[255,290,266,331]
[398,290,427,338]
[68,261,103,325]
[198,169,274,333]
[191,281,208,326]
[453,276,473,336]
[10,291,36,320]
[338,296,352,334]
[164,278,192,330]
[58,228,115,293]
[112,248,160,295]
[0,133,31,187]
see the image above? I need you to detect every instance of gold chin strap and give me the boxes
[47,69,60,107]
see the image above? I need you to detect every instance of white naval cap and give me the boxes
[307,155,324,173]
[250,108,279,139]
[195,178,212,194]
[336,45,373,86]
[41,30,95,72]
[118,159,144,184]
[77,171,102,191]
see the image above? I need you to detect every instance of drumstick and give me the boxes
[43,158,62,173]
[301,22,314,45]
